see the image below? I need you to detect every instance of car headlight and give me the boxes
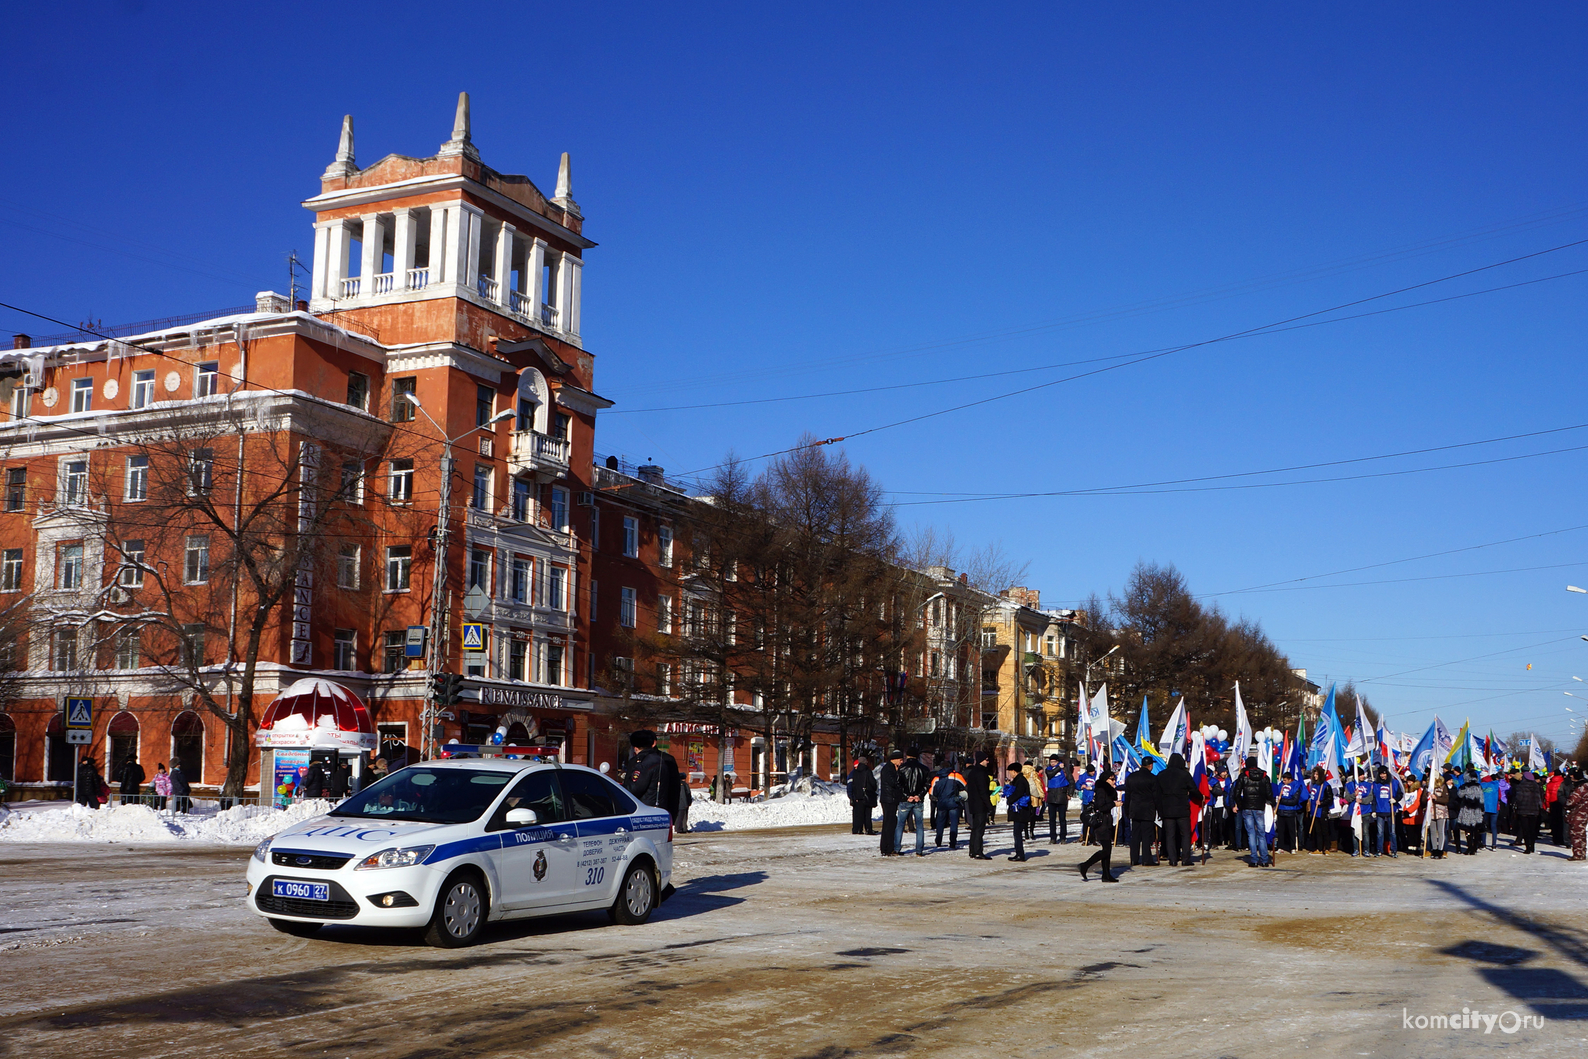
[252,837,272,863]
[355,845,436,870]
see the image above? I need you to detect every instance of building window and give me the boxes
[476,385,494,427]
[57,543,84,590]
[184,536,209,583]
[71,378,93,413]
[337,545,360,589]
[125,456,148,501]
[622,516,638,558]
[545,643,564,686]
[4,468,24,512]
[131,370,155,409]
[180,624,205,669]
[63,459,88,506]
[658,524,673,567]
[391,377,416,421]
[340,460,364,503]
[333,629,356,671]
[549,486,568,532]
[388,459,414,502]
[548,566,567,611]
[1045,634,1057,657]
[382,631,407,673]
[512,478,530,522]
[657,663,672,697]
[386,546,412,591]
[510,559,529,603]
[930,650,941,677]
[620,587,636,628]
[469,548,489,590]
[195,362,219,398]
[509,639,527,682]
[0,548,21,591]
[118,540,145,587]
[590,507,600,551]
[9,383,29,420]
[657,594,672,634]
[471,465,490,510]
[346,371,369,411]
[187,448,214,496]
[52,627,78,670]
[552,412,569,440]
[115,627,140,669]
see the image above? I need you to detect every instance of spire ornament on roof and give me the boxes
[321,114,358,180]
[438,91,479,160]
[551,151,581,216]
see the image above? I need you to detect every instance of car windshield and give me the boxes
[330,767,513,823]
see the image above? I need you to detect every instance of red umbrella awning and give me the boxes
[255,679,378,751]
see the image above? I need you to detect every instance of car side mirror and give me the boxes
[505,807,538,827]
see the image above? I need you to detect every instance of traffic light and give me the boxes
[430,672,464,706]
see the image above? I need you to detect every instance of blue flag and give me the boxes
[1306,685,1338,770]
[1407,716,1446,780]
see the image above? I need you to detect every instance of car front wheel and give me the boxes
[424,872,489,948]
[609,860,656,926]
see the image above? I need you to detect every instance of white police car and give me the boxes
[246,759,674,947]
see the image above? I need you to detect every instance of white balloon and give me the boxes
[599,762,611,774]
[1217,729,1228,741]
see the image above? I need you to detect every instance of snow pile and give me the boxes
[687,789,854,831]
[0,799,333,845]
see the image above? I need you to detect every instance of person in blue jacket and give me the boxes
[1044,755,1072,844]
[1305,768,1336,853]
[1275,771,1306,853]
[1371,765,1401,857]
[1076,767,1097,844]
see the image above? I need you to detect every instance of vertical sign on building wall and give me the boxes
[289,442,319,665]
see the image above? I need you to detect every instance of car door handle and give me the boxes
[613,827,629,836]
[555,832,576,843]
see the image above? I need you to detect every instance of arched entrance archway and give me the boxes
[107,711,139,784]
[171,711,204,784]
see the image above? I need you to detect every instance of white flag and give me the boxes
[1232,682,1253,763]
[1087,683,1110,742]
[1158,698,1188,759]
[1528,734,1545,772]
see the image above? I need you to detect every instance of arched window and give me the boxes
[44,713,74,782]
[171,711,204,784]
[505,722,530,746]
[107,711,139,782]
[0,713,13,783]
[516,369,550,434]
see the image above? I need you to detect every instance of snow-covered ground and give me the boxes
[0,799,334,845]
[686,790,854,831]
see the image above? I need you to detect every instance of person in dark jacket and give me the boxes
[623,731,679,810]
[1509,770,1544,853]
[1232,757,1274,867]
[116,754,146,806]
[1154,753,1202,867]
[1078,768,1119,882]
[328,759,352,800]
[1003,759,1034,861]
[1454,766,1486,855]
[847,756,878,835]
[1123,761,1159,866]
[963,752,995,860]
[894,746,932,857]
[878,749,904,856]
[302,760,327,799]
[169,759,192,814]
[1305,767,1335,853]
[932,764,966,849]
[76,756,102,809]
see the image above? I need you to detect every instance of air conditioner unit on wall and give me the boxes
[575,491,595,507]
[21,373,38,389]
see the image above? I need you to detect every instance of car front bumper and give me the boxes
[245,858,446,929]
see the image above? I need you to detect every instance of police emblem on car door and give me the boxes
[533,849,548,882]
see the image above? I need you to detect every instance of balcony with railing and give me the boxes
[370,272,395,295]
[406,267,429,290]
[508,430,571,480]
[477,274,498,301]
[339,277,360,298]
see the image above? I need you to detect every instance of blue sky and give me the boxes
[4,3,1587,748]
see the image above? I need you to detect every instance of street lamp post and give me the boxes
[404,392,515,760]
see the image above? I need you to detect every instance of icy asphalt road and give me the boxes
[0,824,1584,1059]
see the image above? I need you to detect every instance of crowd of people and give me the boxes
[844,746,1588,881]
[71,753,192,813]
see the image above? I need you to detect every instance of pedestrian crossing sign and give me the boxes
[65,698,93,729]
[461,623,486,652]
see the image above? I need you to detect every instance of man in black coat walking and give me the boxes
[1155,753,1202,867]
[847,756,878,835]
[1123,760,1159,866]
[623,731,680,810]
[878,749,904,856]
[963,752,995,860]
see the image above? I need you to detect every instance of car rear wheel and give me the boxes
[267,918,322,937]
[424,872,488,948]
[609,860,656,925]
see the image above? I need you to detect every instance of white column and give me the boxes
[393,209,416,286]
[359,213,382,289]
[526,238,547,321]
[426,207,447,285]
[565,255,583,339]
[492,223,515,305]
[326,219,353,299]
[310,222,331,300]
[555,251,576,335]
[463,205,484,293]
[441,205,464,287]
